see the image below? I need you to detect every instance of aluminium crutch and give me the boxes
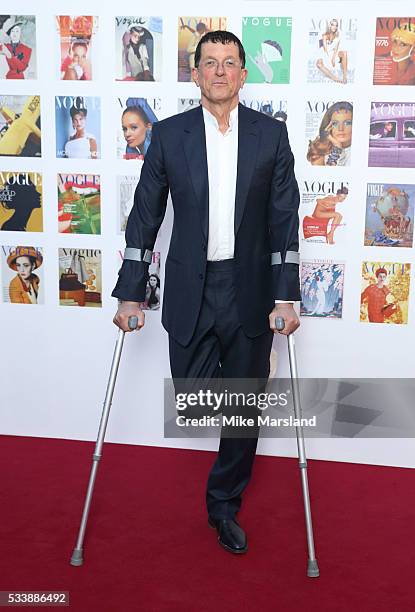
[275,316,319,578]
[70,315,138,567]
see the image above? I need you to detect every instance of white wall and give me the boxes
[1,0,415,468]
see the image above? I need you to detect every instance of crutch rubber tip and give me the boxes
[70,549,83,566]
[307,559,319,577]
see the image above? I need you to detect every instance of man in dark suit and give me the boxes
[113,31,300,554]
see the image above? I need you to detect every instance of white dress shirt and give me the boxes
[202,104,292,304]
[203,104,238,261]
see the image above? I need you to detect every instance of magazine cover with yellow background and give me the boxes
[360,261,411,324]
[0,172,42,231]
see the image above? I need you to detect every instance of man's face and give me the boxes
[192,41,247,104]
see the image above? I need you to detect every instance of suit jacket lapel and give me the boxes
[182,105,209,243]
[182,103,260,244]
[234,103,260,236]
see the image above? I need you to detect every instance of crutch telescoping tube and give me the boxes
[70,315,139,567]
[275,316,319,578]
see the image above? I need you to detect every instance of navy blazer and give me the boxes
[112,103,301,346]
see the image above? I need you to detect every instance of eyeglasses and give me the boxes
[198,58,242,71]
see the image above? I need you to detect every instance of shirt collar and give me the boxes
[202,104,239,133]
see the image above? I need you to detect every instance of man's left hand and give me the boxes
[269,303,300,335]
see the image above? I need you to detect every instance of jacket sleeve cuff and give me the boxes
[111,259,148,302]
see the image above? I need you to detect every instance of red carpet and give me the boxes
[1,435,414,611]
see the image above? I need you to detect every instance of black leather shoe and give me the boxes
[208,517,248,554]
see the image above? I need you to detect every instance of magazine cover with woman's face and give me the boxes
[116,97,160,160]
[373,18,415,86]
[55,95,101,159]
[360,261,411,325]
[0,15,37,79]
[307,17,357,84]
[115,16,162,81]
[305,100,353,167]
[300,179,349,245]
[0,172,42,232]
[56,15,98,80]
[1,245,44,304]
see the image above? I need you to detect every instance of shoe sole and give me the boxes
[208,519,248,554]
[218,539,248,554]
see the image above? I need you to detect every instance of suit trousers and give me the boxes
[168,258,274,519]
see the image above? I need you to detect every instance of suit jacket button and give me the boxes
[199,273,204,279]
[202,245,207,251]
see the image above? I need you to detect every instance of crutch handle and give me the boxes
[275,316,285,331]
[128,315,138,330]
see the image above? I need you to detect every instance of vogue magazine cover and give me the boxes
[115,16,162,81]
[56,15,98,80]
[307,17,357,83]
[116,97,160,160]
[368,101,415,168]
[364,183,414,248]
[57,173,100,234]
[373,18,415,85]
[301,179,348,245]
[58,247,102,307]
[239,97,288,122]
[1,244,43,304]
[305,100,353,166]
[360,261,410,325]
[243,16,292,84]
[0,14,37,79]
[0,172,42,232]
[0,95,41,157]
[300,260,345,318]
[55,95,101,159]
[117,175,139,232]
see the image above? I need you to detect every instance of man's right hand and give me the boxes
[113,301,145,332]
